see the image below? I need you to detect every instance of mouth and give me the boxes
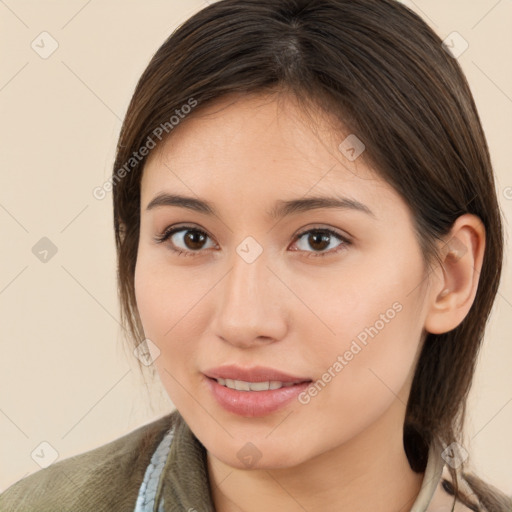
[203,364,312,385]
[203,373,313,417]
[210,376,311,391]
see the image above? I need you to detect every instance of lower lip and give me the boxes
[204,376,312,417]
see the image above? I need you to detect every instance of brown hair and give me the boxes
[111,0,510,508]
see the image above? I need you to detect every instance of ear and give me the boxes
[424,214,486,335]
[116,220,127,244]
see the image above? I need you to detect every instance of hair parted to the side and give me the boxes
[111,0,510,508]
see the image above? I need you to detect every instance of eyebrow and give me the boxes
[145,193,375,219]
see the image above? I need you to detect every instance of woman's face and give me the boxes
[135,92,433,469]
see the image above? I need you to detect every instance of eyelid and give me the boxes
[154,223,352,257]
[153,223,214,246]
[293,223,351,240]
[290,225,351,258]
[155,223,351,241]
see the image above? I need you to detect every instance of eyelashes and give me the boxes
[154,226,214,257]
[153,224,352,259]
[292,227,351,258]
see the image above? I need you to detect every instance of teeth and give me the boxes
[216,377,299,391]
[249,381,270,391]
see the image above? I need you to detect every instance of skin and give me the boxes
[134,91,485,512]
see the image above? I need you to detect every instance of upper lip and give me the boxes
[204,365,312,383]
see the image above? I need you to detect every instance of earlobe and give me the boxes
[424,214,486,335]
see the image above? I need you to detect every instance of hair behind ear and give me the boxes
[462,472,512,511]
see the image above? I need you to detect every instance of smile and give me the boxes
[215,377,304,391]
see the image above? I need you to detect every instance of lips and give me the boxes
[203,364,312,384]
[204,376,312,417]
[202,365,314,417]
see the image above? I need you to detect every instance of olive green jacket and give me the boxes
[0,409,489,511]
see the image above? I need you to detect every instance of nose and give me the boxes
[211,248,288,349]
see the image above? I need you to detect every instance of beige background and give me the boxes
[1,0,511,495]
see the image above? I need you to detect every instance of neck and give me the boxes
[206,401,425,512]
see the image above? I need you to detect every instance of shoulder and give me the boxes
[0,410,179,512]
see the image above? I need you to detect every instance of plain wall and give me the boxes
[1,0,511,495]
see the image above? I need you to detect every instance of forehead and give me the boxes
[140,92,402,219]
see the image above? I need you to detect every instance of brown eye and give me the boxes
[292,228,351,258]
[155,226,216,256]
[305,232,331,251]
[181,230,208,250]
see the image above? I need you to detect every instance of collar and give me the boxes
[135,410,481,512]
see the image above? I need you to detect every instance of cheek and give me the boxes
[294,253,425,417]
[291,303,422,452]
[134,261,195,408]
[134,248,196,338]
[134,255,163,339]
[134,251,206,378]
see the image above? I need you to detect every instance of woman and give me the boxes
[1,0,510,510]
